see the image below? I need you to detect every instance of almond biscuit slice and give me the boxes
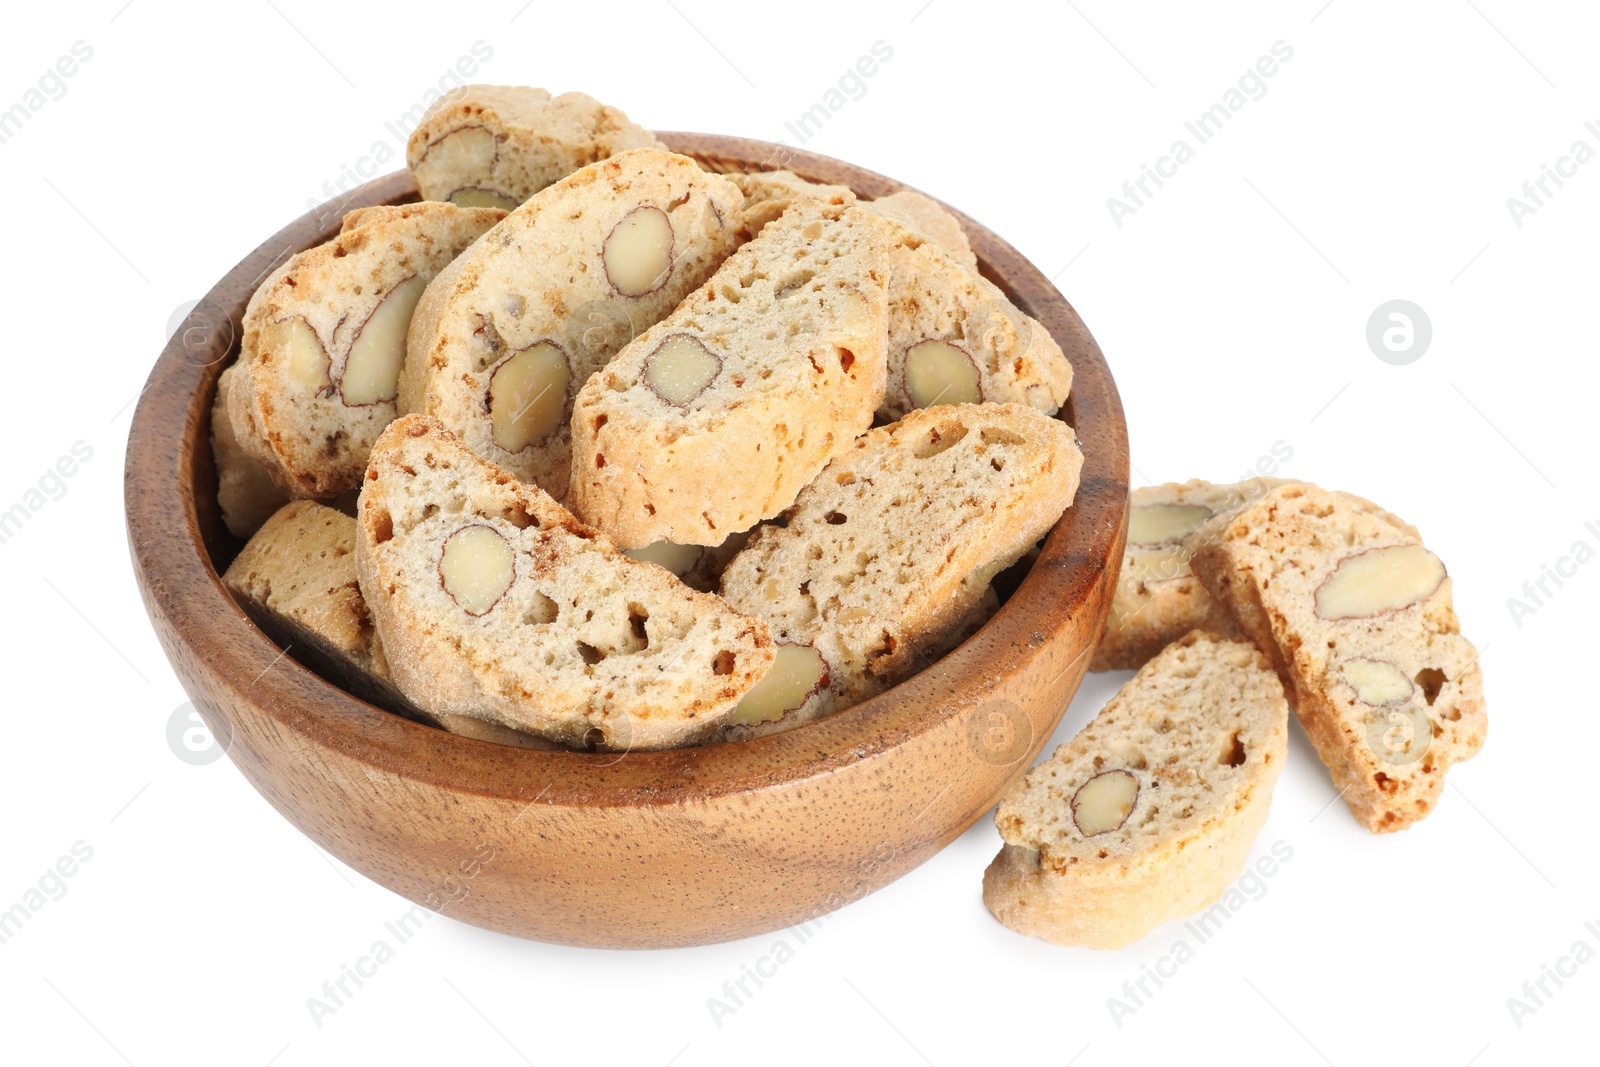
[984,631,1289,949]
[878,215,1072,421]
[1189,482,1486,833]
[354,415,775,750]
[568,193,891,548]
[1094,478,1422,671]
[720,403,1082,733]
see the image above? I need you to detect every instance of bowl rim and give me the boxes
[125,132,1128,809]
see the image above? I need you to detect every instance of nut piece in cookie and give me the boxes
[354,415,776,750]
[1188,482,1485,833]
[400,148,745,501]
[407,85,664,208]
[984,632,1289,949]
[228,203,506,500]
[568,193,892,549]
[720,403,1082,736]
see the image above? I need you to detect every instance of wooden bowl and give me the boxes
[125,133,1129,948]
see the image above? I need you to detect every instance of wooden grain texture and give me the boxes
[124,134,1130,948]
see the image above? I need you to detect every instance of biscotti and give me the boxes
[407,85,664,208]
[222,500,557,749]
[877,214,1071,421]
[1189,482,1486,833]
[984,631,1289,949]
[399,148,744,501]
[720,403,1082,732]
[354,415,776,749]
[212,366,290,538]
[568,193,891,548]
[228,202,505,500]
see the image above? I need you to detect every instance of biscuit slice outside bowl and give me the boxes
[1188,482,1485,833]
[984,631,1289,949]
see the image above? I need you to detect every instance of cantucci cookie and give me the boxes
[877,215,1071,421]
[406,85,664,209]
[720,403,1082,733]
[354,415,776,750]
[1093,479,1422,672]
[229,202,506,500]
[212,366,290,538]
[1189,483,1486,833]
[223,500,557,749]
[568,193,891,549]
[984,631,1289,949]
[399,148,744,501]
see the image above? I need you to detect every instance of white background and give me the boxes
[0,1,1592,1064]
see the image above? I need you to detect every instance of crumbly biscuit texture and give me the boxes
[568,193,892,548]
[229,202,505,500]
[354,415,775,750]
[1188,482,1485,833]
[407,85,664,208]
[984,631,1289,949]
[721,403,1081,731]
[399,149,745,501]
